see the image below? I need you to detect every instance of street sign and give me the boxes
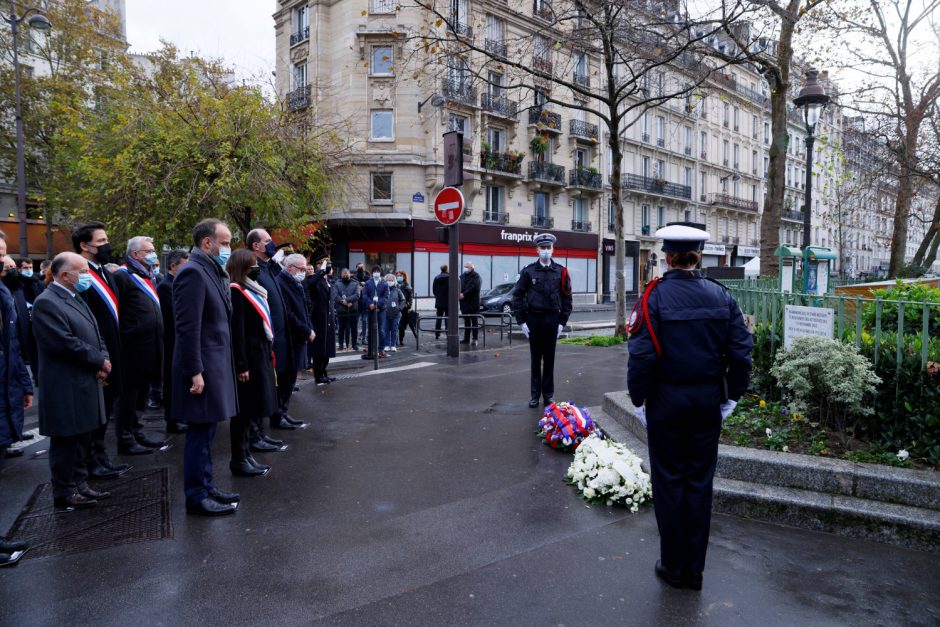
[443,131,464,187]
[434,186,465,226]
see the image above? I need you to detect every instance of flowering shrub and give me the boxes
[771,336,881,444]
[536,402,598,451]
[565,435,652,511]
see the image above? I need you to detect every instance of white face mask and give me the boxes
[538,248,552,262]
[372,272,381,280]
[293,270,305,282]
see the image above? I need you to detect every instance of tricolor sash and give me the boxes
[88,270,119,322]
[118,266,160,307]
[231,283,273,340]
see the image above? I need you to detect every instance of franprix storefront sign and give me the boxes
[412,220,598,252]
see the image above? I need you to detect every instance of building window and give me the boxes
[722,139,729,165]
[642,112,650,141]
[684,209,692,221]
[487,70,503,99]
[371,172,392,202]
[656,115,665,145]
[607,199,616,231]
[733,143,739,169]
[485,186,503,220]
[656,159,665,179]
[370,110,394,141]
[575,148,589,169]
[723,103,730,126]
[684,167,692,188]
[534,192,549,218]
[486,126,504,152]
[764,121,770,144]
[684,126,692,153]
[573,198,587,224]
[448,113,468,134]
[700,131,707,156]
[292,5,309,43]
[733,106,739,129]
[642,156,650,179]
[700,171,706,196]
[291,62,307,90]
[371,46,393,76]
[657,206,665,228]
[641,204,650,228]
[655,70,665,96]
[371,0,395,13]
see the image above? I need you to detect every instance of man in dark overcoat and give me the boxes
[306,256,336,383]
[274,253,315,427]
[172,219,239,516]
[247,229,303,437]
[112,236,165,453]
[32,253,112,512]
[432,264,449,339]
[459,261,482,345]
[157,250,188,434]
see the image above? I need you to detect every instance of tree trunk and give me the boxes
[611,125,626,338]
[760,18,796,280]
[910,193,940,267]
[887,162,915,277]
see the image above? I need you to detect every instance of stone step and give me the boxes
[602,391,940,512]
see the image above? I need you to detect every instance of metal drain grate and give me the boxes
[5,467,173,560]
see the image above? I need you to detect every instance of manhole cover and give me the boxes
[5,467,173,560]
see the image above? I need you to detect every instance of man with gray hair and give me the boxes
[111,235,166,454]
[274,253,315,429]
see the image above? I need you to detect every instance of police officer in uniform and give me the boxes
[627,224,752,591]
[512,233,573,408]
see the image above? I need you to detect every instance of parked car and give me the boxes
[480,282,517,314]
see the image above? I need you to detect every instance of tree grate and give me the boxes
[4,467,173,560]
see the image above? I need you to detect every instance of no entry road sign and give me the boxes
[434,187,465,226]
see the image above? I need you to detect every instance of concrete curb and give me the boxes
[600,390,940,554]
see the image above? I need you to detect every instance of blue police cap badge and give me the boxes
[655,224,710,253]
[533,233,556,247]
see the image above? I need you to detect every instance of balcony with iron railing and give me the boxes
[485,38,507,59]
[622,174,692,200]
[287,84,311,111]
[484,211,510,225]
[446,19,473,39]
[569,168,602,191]
[528,108,562,133]
[532,55,553,75]
[736,83,768,107]
[684,146,692,156]
[290,26,310,46]
[481,94,518,119]
[642,132,650,143]
[571,220,592,232]
[656,137,665,147]
[573,72,590,88]
[782,209,805,222]
[707,192,758,212]
[480,149,524,177]
[531,214,554,228]
[528,161,566,186]
[569,119,598,141]
[533,0,553,21]
[442,78,477,108]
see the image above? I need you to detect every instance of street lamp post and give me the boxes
[793,68,831,252]
[3,2,52,258]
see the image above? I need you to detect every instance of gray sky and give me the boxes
[126,0,277,84]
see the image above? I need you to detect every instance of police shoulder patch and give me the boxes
[627,305,641,333]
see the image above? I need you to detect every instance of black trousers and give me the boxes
[88,385,117,468]
[646,381,722,577]
[183,422,216,505]
[312,356,330,380]
[434,307,447,338]
[528,312,559,400]
[273,368,298,423]
[462,312,479,341]
[50,433,93,498]
[116,384,149,447]
[338,315,357,349]
[399,311,418,344]
[229,414,251,463]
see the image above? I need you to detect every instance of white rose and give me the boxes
[583,487,596,499]
[897,449,910,461]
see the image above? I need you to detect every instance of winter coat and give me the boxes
[230,284,277,419]
[0,284,33,446]
[459,269,482,314]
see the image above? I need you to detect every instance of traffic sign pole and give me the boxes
[447,222,460,357]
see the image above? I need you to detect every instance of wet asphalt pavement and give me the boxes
[1,337,938,626]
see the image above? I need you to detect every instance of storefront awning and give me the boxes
[329,213,413,227]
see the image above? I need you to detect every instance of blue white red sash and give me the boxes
[118,266,160,306]
[231,283,273,340]
[88,270,119,322]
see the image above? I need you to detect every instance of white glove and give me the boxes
[634,405,647,428]
[720,399,738,422]
[521,322,530,338]
[321,259,328,271]
[272,249,285,266]
[557,324,563,338]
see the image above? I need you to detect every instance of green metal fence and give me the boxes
[727,286,940,374]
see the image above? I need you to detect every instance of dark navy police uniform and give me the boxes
[512,252,572,405]
[628,245,752,585]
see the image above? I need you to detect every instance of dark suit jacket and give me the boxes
[171,250,237,423]
[32,284,108,437]
[432,272,449,310]
[157,273,175,418]
[459,269,482,314]
[256,258,291,371]
[82,262,123,393]
[360,278,388,311]
[305,270,335,360]
[275,270,312,371]
[0,284,33,446]
[112,265,163,388]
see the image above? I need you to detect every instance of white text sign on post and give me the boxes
[783,305,834,349]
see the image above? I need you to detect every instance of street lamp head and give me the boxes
[793,68,830,132]
[27,13,52,31]
[418,93,446,113]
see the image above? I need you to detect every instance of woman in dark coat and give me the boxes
[396,270,418,346]
[226,250,276,477]
[305,257,336,383]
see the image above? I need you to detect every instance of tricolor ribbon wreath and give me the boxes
[537,402,599,451]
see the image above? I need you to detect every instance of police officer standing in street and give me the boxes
[511,233,572,408]
[626,224,752,591]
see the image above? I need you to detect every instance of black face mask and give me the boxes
[342,276,350,283]
[93,243,113,264]
[264,242,277,258]
[2,271,20,288]
[247,267,261,281]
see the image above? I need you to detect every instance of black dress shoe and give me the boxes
[208,488,240,504]
[655,560,685,589]
[166,422,188,433]
[293,385,300,392]
[246,455,270,472]
[543,397,554,406]
[54,493,97,511]
[5,448,24,458]
[79,487,111,500]
[315,377,330,384]
[282,415,304,427]
[249,439,279,453]
[685,572,703,591]
[261,434,284,446]
[361,354,375,360]
[186,497,237,516]
[326,376,337,382]
[528,398,540,408]
[136,435,166,449]
[118,443,155,456]
[230,460,268,477]
[0,539,28,553]
[105,461,132,473]
[0,548,28,567]
[90,465,122,479]
[273,418,298,430]
[21,432,34,440]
